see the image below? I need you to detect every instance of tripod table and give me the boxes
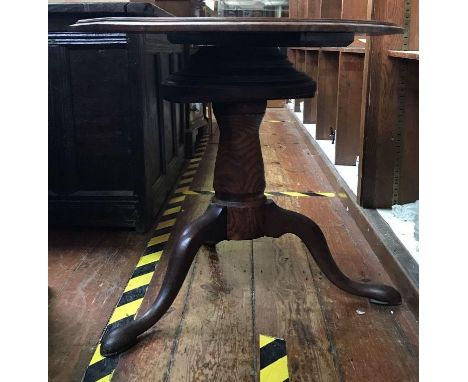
[72,17,404,357]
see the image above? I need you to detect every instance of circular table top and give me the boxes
[71,17,403,35]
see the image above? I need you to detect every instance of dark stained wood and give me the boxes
[316,51,339,140]
[101,32,402,354]
[161,47,316,103]
[153,0,193,17]
[409,0,419,50]
[212,102,268,240]
[398,61,419,204]
[71,17,404,36]
[335,52,364,165]
[55,18,411,378]
[48,5,188,231]
[358,0,406,208]
[303,50,319,124]
[47,1,173,31]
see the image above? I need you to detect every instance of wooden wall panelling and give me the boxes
[306,0,320,18]
[358,0,406,208]
[320,0,342,19]
[303,50,319,124]
[152,1,192,16]
[409,0,419,50]
[295,50,306,113]
[316,51,339,140]
[289,0,298,17]
[296,0,307,17]
[397,60,419,204]
[335,51,365,165]
[341,0,368,20]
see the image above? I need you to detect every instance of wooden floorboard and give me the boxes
[48,107,418,382]
[48,228,151,382]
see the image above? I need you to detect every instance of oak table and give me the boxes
[72,17,404,357]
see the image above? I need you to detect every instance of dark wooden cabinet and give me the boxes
[48,3,188,231]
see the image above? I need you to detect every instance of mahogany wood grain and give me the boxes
[71,17,403,36]
[212,102,267,240]
[335,52,364,165]
[316,51,339,140]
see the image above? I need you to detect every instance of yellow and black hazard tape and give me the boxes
[259,334,289,382]
[81,135,209,382]
[178,189,341,198]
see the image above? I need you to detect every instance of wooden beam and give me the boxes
[303,50,319,124]
[335,52,365,165]
[316,51,339,140]
[358,0,406,208]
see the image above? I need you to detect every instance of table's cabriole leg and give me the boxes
[100,204,227,356]
[263,200,402,305]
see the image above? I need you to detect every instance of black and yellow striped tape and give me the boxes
[81,133,332,381]
[259,334,290,382]
[177,189,341,198]
[81,136,210,382]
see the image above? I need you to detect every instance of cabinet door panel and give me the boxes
[68,47,133,191]
[158,53,175,170]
